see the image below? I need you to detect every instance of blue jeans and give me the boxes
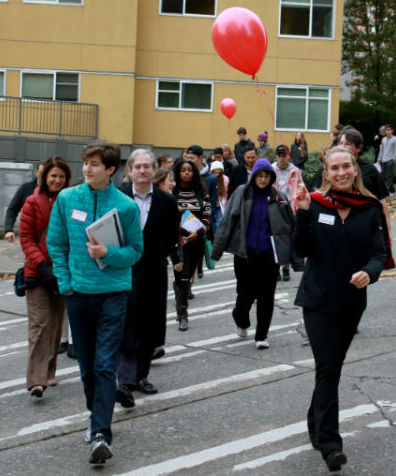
[66,291,128,444]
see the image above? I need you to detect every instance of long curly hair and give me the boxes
[173,160,207,197]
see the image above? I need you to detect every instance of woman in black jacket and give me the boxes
[294,146,386,472]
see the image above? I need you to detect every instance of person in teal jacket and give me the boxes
[47,142,143,465]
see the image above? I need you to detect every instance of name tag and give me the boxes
[318,213,335,226]
[71,209,88,223]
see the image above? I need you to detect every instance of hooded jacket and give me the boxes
[211,159,295,264]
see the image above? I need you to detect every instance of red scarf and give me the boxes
[311,189,395,270]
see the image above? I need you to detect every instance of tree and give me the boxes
[342,0,396,118]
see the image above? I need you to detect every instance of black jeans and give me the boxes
[232,252,279,341]
[174,238,205,283]
[303,300,366,459]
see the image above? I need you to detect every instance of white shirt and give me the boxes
[132,184,153,230]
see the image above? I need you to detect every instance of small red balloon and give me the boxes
[220,98,237,119]
[212,7,268,78]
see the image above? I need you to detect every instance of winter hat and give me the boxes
[210,161,224,172]
[257,131,268,141]
[251,158,276,185]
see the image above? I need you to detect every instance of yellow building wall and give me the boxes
[0,0,138,143]
[133,0,344,152]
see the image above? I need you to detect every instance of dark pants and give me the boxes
[66,291,128,444]
[382,159,395,193]
[232,252,279,341]
[174,238,205,283]
[304,301,366,459]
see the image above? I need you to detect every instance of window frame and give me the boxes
[0,69,5,97]
[20,70,80,102]
[275,84,331,132]
[23,0,83,5]
[278,0,335,40]
[156,79,213,112]
[159,0,217,18]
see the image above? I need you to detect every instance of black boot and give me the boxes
[173,281,189,331]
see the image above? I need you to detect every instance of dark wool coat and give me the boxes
[119,183,180,348]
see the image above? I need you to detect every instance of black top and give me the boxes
[234,138,255,164]
[228,164,248,199]
[294,201,386,312]
[4,179,37,232]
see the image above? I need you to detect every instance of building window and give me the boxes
[0,71,5,96]
[23,0,82,5]
[21,72,79,101]
[160,0,215,16]
[156,80,212,111]
[280,0,333,38]
[276,86,330,131]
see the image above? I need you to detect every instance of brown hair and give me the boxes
[296,131,307,157]
[82,141,121,175]
[221,144,234,158]
[39,157,71,194]
[320,146,376,198]
[153,167,174,187]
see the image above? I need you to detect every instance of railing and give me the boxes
[0,96,98,139]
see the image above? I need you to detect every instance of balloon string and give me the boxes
[254,76,291,160]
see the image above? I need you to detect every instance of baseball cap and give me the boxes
[187,145,204,156]
[275,144,288,155]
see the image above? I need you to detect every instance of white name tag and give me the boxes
[71,209,88,223]
[318,213,335,226]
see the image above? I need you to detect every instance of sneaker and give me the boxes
[256,339,269,349]
[89,433,112,464]
[84,426,91,443]
[235,326,248,338]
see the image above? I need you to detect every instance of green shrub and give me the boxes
[302,151,322,184]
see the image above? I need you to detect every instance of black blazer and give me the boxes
[119,183,180,346]
[227,165,248,199]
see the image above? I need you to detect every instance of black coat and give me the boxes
[234,138,255,164]
[4,179,37,232]
[228,164,248,199]
[294,201,386,312]
[119,183,180,347]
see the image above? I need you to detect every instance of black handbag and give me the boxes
[14,266,26,297]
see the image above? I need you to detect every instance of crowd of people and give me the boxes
[3,123,394,470]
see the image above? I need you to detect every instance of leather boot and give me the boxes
[173,281,189,331]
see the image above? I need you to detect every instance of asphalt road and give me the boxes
[0,252,395,476]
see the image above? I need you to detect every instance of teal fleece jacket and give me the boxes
[47,182,143,295]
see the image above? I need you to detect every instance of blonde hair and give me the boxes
[221,144,234,158]
[320,146,376,198]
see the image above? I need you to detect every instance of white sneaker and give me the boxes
[256,339,269,349]
[89,433,113,464]
[236,326,248,338]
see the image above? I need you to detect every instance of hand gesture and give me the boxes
[295,184,311,210]
[184,231,199,242]
[350,271,370,289]
[86,236,108,259]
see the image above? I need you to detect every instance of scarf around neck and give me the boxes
[310,189,394,270]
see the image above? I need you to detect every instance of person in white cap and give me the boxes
[210,161,229,237]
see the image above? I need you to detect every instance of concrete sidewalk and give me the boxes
[0,239,25,278]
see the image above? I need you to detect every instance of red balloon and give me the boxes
[220,98,237,119]
[212,7,268,78]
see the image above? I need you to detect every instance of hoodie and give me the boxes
[245,159,276,254]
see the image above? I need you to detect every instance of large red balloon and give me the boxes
[212,7,268,78]
[220,98,236,119]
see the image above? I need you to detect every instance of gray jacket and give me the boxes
[211,183,295,265]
